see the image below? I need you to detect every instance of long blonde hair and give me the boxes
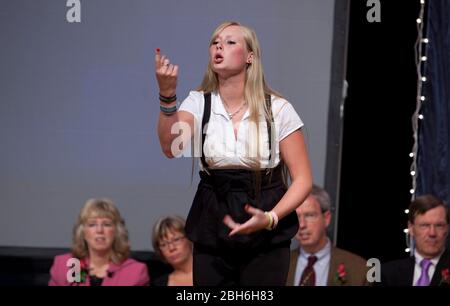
[198,21,282,169]
[72,198,130,264]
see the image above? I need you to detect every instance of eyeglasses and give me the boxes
[298,212,323,223]
[159,236,186,249]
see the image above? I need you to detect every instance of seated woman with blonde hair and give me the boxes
[49,198,149,286]
[151,215,193,286]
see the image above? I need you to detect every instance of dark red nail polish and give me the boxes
[156,48,160,53]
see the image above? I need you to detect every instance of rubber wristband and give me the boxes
[159,93,177,104]
[264,211,274,230]
[160,104,177,115]
[270,211,279,229]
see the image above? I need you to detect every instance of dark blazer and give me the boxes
[151,273,169,286]
[379,249,450,286]
[286,246,368,286]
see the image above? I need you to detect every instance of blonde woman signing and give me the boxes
[155,21,312,285]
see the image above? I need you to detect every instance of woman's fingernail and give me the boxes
[156,48,160,53]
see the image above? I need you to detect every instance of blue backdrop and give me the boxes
[417,0,450,245]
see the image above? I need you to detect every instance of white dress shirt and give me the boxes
[412,250,443,286]
[178,91,304,170]
[294,239,331,286]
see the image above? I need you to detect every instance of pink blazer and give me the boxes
[49,253,150,286]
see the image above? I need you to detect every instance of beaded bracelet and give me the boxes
[160,104,177,115]
[159,93,177,104]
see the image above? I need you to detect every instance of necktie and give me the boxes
[416,258,432,286]
[299,255,317,286]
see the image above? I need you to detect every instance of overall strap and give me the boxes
[265,93,274,167]
[201,92,211,169]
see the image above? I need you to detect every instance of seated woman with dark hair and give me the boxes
[49,198,150,286]
[151,215,193,286]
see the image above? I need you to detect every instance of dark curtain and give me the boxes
[417,0,450,245]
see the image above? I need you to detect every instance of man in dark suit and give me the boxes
[380,195,450,286]
[286,185,368,286]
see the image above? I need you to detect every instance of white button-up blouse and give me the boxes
[178,91,304,170]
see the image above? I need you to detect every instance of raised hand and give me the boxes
[155,48,178,97]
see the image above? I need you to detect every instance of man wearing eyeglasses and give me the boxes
[379,194,450,286]
[286,185,368,286]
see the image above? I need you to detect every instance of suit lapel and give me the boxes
[287,249,299,286]
[327,248,336,285]
[403,256,415,286]
[430,249,450,286]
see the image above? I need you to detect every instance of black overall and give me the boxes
[185,93,299,285]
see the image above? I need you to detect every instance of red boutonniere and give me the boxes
[79,259,89,283]
[440,268,450,286]
[335,263,347,285]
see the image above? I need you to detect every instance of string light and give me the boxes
[408,0,428,256]
[404,229,409,233]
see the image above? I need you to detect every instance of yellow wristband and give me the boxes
[264,211,274,230]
